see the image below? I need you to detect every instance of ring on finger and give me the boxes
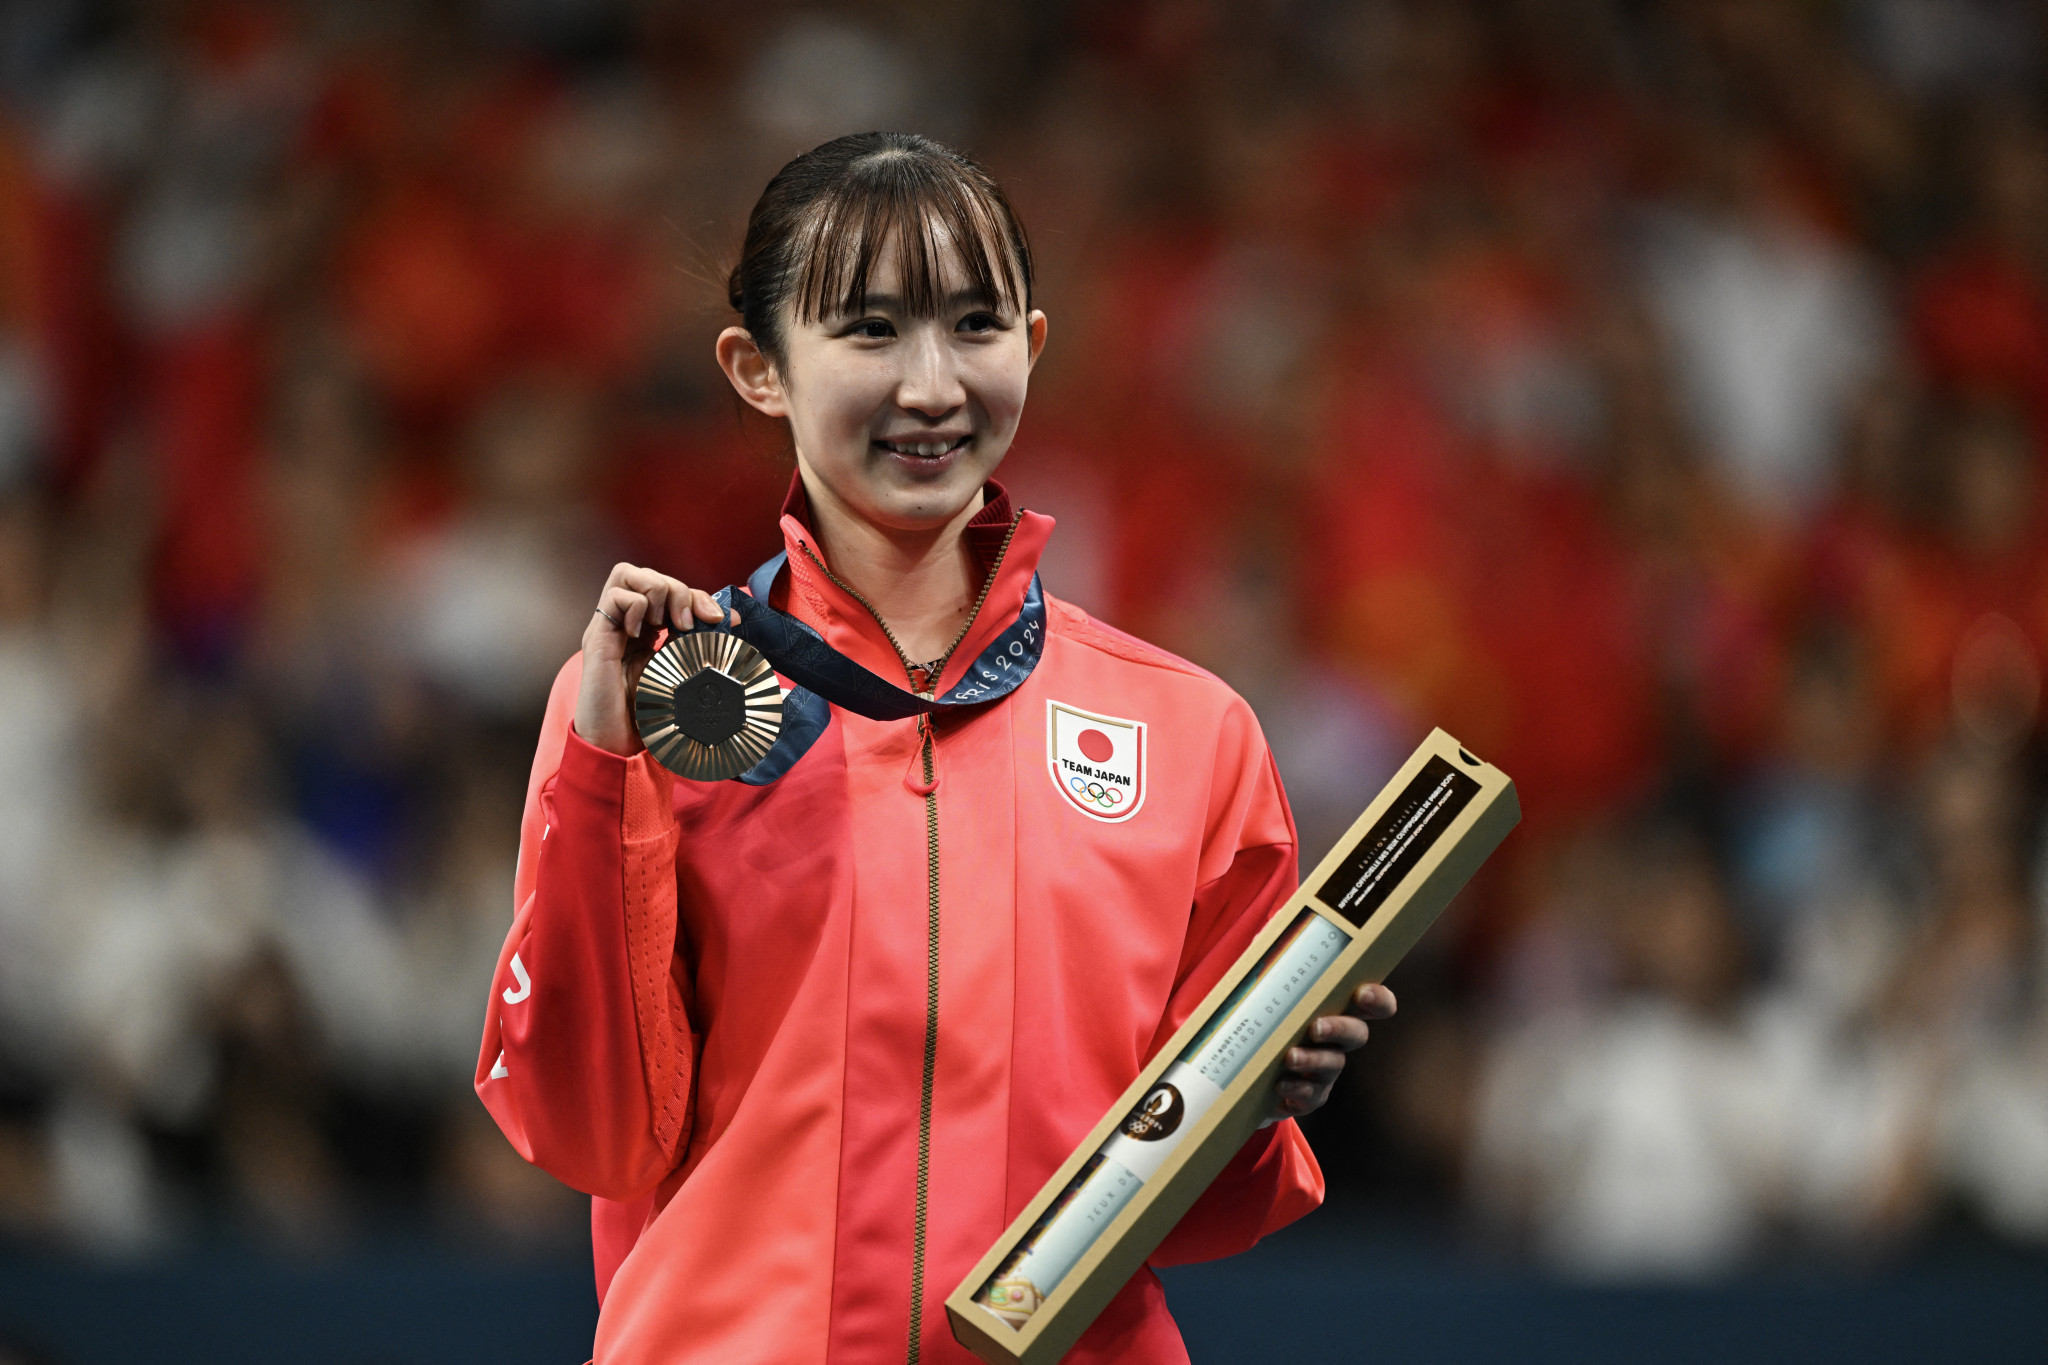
[595,607,622,629]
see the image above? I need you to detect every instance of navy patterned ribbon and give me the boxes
[699,552,1045,785]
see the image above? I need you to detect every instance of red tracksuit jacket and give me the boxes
[476,481,1323,1363]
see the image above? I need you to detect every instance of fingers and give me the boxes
[1304,1010,1374,1052]
[1270,986,1396,1120]
[599,584,655,639]
[1274,1035,1356,1117]
[1274,1072,1327,1115]
[1274,1033,1353,1117]
[1284,1044,1348,1082]
[698,589,739,630]
[1348,982,1398,1021]
[593,564,723,639]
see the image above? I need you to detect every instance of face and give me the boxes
[718,226,1047,535]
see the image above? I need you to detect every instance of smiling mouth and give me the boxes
[875,436,971,458]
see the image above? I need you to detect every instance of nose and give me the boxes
[896,324,966,420]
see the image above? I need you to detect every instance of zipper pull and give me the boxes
[904,715,940,796]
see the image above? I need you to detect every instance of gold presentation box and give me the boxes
[945,729,1519,1365]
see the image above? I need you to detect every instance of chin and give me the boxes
[866,480,984,531]
[862,455,1001,528]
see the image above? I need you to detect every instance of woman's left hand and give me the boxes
[1270,983,1397,1120]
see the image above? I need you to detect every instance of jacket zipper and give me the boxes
[793,518,1020,1365]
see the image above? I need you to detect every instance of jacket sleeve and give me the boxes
[474,654,696,1202]
[1148,695,1325,1267]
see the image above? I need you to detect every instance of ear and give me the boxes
[716,327,787,417]
[1026,309,1048,372]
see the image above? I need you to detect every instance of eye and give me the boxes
[957,311,1001,334]
[846,318,895,339]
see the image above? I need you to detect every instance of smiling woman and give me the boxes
[709,134,1048,666]
[473,131,1397,1365]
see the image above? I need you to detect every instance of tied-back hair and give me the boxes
[727,132,1033,366]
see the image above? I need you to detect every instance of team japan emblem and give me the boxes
[1047,701,1146,823]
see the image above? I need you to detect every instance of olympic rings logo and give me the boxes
[1068,774,1126,809]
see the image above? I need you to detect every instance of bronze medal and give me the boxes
[634,630,784,781]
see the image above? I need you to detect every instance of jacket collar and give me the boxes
[768,471,1055,693]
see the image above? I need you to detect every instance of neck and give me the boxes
[798,469,987,668]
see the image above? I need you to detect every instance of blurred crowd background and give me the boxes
[0,0,2047,1305]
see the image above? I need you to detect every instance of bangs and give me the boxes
[788,151,1029,325]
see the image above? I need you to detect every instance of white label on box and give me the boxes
[1184,914,1351,1090]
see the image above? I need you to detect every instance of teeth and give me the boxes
[884,439,962,457]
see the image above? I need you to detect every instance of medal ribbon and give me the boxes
[698,553,1046,784]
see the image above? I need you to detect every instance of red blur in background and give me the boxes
[0,0,2044,1290]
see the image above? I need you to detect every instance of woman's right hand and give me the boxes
[576,562,736,757]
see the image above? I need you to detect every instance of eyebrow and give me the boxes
[843,287,1002,315]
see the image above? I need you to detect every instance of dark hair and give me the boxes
[727,132,1033,367]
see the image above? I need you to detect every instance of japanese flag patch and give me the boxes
[1047,701,1146,823]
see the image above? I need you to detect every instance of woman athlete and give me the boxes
[477,131,1396,1365]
